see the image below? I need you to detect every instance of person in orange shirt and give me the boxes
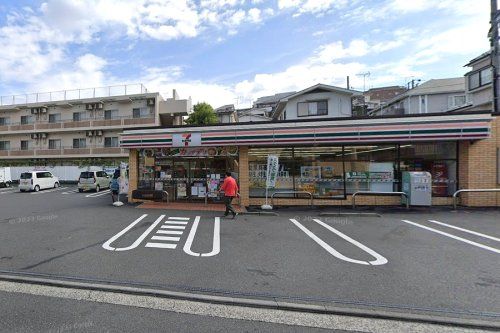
[220,171,239,218]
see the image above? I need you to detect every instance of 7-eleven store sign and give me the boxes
[172,133,201,147]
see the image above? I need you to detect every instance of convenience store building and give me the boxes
[120,111,500,207]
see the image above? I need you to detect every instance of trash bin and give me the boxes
[402,171,432,206]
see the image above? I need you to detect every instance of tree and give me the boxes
[186,102,218,125]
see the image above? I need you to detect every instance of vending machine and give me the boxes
[402,171,432,206]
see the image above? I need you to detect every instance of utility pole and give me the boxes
[490,0,500,113]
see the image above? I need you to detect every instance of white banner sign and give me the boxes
[266,155,279,188]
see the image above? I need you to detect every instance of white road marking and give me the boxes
[183,216,221,257]
[428,220,500,242]
[156,230,183,235]
[160,225,186,230]
[151,236,181,242]
[31,187,67,194]
[289,219,388,266]
[401,220,500,255]
[103,214,165,251]
[85,190,111,198]
[162,221,188,225]
[145,243,177,249]
[168,217,190,220]
[62,190,79,194]
[0,189,17,194]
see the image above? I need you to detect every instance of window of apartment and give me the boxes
[104,109,119,120]
[0,117,10,126]
[0,141,10,150]
[448,95,467,108]
[73,112,82,122]
[297,100,328,117]
[49,113,61,123]
[104,137,119,147]
[133,107,151,118]
[469,67,492,90]
[49,139,61,150]
[20,140,30,150]
[72,138,86,149]
[21,115,33,125]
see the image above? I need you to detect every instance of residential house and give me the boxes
[215,104,237,123]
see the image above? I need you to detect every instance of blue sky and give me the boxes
[0,0,491,107]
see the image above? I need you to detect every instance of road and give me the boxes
[0,185,499,330]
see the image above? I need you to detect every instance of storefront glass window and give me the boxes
[293,147,344,198]
[399,142,457,196]
[343,145,397,194]
[248,148,294,197]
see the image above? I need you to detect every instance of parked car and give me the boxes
[0,167,12,188]
[19,171,59,192]
[78,171,110,192]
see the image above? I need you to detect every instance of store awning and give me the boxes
[120,112,492,148]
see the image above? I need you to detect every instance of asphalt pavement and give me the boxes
[0,185,499,328]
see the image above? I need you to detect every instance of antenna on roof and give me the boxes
[356,72,370,92]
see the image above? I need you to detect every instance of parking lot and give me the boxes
[0,184,499,324]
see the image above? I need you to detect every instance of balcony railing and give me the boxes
[0,147,128,157]
[0,83,149,107]
[0,116,156,132]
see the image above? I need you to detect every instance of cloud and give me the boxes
[278,0,348,16]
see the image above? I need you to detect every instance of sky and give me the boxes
[0,0,492,108]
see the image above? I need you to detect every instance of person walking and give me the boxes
[220,171,239,218]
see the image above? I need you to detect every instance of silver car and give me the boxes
[78,171,110,192]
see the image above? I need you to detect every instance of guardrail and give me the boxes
[352,191,409,209]
[271,191,313,207]
[453,189,500,209]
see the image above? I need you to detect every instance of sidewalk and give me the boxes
[137,201,247,213]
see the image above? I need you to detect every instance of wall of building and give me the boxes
[283,92,352,120]
[458,115,500,206]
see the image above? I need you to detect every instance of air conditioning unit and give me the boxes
[30,133,38,139]
[147,98,155,106]
[96,130,103,136]
[40,133,47,139]
[40,107,48,113]
[86,130,94,137]
[95,102,104,109]
[31,108,39,114]
[85,104,94,110]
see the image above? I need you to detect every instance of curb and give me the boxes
[319,212,381,217]
[240,211,279,216]
[0,273,498,331]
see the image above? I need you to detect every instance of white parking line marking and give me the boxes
[31,187,67,194]
[156,230,183,235]
[103,214,165,251]
[428,220,500,242]
[168,217,190,220]
[85,190,111,198]
[163,221,188,225]
[151,236,181,242]
[0,189,16,194]
[160,225,186,230]
[145,243,177,249]
[401,220,500,255]
[289,219,388,266]
[183,217,221,257]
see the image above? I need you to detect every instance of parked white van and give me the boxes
[19,171,60,192]
[0,167,12,187]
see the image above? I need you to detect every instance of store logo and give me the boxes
[173,133,201,147]
[182,133,192,146]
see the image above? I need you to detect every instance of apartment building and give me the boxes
[0,84,191,169]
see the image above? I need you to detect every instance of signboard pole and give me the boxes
[262,155,278,210]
